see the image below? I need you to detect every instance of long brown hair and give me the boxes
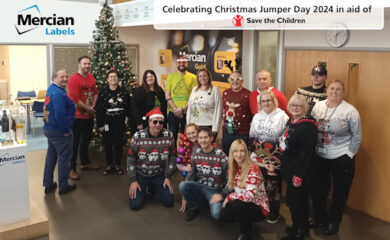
[141,70,164,95]
[195,68,212,91]
[227,139,252,189]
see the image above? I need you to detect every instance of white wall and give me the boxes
[9,46,48,100]
[118,26,170,84]
[284,15,390,49]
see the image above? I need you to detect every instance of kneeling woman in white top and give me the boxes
[186,68,222,139]
[249,89,289,223]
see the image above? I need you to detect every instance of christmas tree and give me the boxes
[90,1,137,93]
[89,1,136,150]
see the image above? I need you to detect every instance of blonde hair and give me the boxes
[287,94,309,116]
[195,68,213,91]
[258,89,279,111]
[227,139,252,189]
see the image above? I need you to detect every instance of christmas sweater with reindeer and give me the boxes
[249,108,289,176]
[227,164,270,216]
[185,147,228,192]
[68,73,98,119]
[127,128,177,183]
[222,88,252,135]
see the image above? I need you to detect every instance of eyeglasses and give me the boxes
[261,99,273,103]
[228,77,243,82]
[152,120,164,125]
[290,104,303,108]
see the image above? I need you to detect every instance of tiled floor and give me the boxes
[26,150,390,240]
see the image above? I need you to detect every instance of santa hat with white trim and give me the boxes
[143,107,164,121]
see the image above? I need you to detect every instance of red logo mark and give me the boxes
[232,15,244,27]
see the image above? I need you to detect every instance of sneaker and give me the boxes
[44,182,57,194]
[185,208,200,221]
[59,184,77,195]
[266,213,280,224]
[80,163,100,170]
[69,170,80,180]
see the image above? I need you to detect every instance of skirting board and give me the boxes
[0,198,49,240]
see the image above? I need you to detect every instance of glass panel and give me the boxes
[256,31,278,87]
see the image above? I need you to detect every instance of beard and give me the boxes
[178,65,187,73]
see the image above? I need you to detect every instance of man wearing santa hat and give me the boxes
[127,107,177,210]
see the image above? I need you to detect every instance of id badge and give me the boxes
[279,139,286,151]
[317,146,327,154]
[104,124,109,131]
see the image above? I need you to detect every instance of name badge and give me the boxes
[279,139,286,151]
[104,124,109,131]
[317,146,327,154]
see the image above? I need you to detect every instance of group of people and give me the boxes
[42,54,362,240]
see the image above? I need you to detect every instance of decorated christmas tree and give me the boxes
[89,1,136,150]
[90,1,136,93]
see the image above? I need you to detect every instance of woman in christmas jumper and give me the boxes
[177,123,200,212]
[219,139,269,240]
[95,69,131,175]
[249,89,289,224]
[186,68,222,139]
[279,94,317,240]
[310,80,361,235]
[131,70,167,131]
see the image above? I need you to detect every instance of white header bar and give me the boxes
[154,0,384,30]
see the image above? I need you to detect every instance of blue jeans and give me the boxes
[43,129,73,191]
[179,181,222,220]
[168,112,186,145]
[129,174,174,210]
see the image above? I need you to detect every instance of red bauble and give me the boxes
[182,135,188,141]
[185,142,191,147]
[180,134,185,140]
[179,141,185,147]
[186,148,191,153]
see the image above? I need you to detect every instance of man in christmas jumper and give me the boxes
[43,69,76,195]
[127,108,176,210]
[179,127,229,221]
[249,70,289,115]
[222,71,253,155]
[165,55,197,144]
[296,65,328,116]
[67,56,100,180]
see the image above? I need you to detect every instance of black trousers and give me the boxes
[103,118,125,166]
[71,118,94,170]
[286,183,309,229]
[311,154,355,224]
[168,112,186,145]
[219,200,265,235]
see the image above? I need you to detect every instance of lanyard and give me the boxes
[323,102,339,121]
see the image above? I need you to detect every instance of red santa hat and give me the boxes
[177,55,188,63]
[202,162,210,167]
[143,107,164,120]
[139,149,146,153]
[212,163,221,168]
[150,149,159,154]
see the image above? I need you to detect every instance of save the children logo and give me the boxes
[0,153,25,167]
[15,4,75,36]
[232,15,244,27]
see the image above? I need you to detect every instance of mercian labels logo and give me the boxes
[0,153,26,167]
[15,4,75,36]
